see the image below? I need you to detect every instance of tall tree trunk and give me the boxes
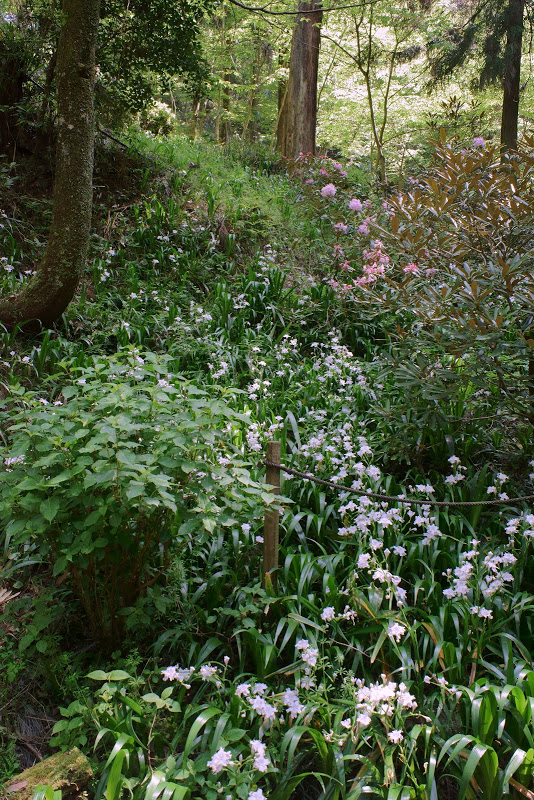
[276,72,288,152]
[220,72,232,143]
[276,0,322,158]
[0,0,100,330]
[0,44,26,160]
[190,97,201,139]
[500,0,524,151]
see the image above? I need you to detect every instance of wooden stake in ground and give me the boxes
[263,440,281,592]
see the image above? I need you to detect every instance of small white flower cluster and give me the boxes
[4,454,25,469]
[246,422,264,452]
[205,739,271,787]
[387,621,406,642]
[250,739,270,772]
[244,417,283,453]
[482,550,516,597]
[352,549,407,608]
[207,747,233,773]
[189,301,213,327]
[320,604,357,624]
[236,680,306,723]
[443,538,517,606]
[296,638,319,672]
[345,673,417,729]
[443,548,476,600]
[505,513,534,540]
[409,504,441,545]
[423,674,461,697]
[339,495,404,537]
[444,455,467,485]
[310,333,369,396]
[162,663,221,688]
[247,378,271,401]
[486,471,509,500]
[209,360,229,380]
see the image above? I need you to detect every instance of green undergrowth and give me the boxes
[1,131,534,800]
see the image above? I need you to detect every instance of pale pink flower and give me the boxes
[349,198,363,212]
[207,747,234,774]
[473,136,485,147]
[321,183,336,197]
[248,790,266,800]
[403,262,419,274]
[334,222,348,234]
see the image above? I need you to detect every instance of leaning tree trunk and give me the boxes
[0,0,100,330]
[500,0,524,151]
[276,0,322,158]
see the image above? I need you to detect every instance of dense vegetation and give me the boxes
[2,0,534,798]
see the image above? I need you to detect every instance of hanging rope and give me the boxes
[263,461,534,509]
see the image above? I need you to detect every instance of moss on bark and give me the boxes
[2,748,92,800]
[0,0,101,330]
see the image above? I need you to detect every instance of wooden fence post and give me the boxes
[263,440,281,591]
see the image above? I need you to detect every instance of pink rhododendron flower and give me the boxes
[349,198,363,212]
[319,168,328,176]
[358,222,369,235]
[403,262,419,274]
[425,268,437,276]
[332,162,348,175]
[334,222,348,233]
[321,183,336,197]
[305,178,314,184]
[473,136,485,147]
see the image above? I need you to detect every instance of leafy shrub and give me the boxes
[343,134,534,426]
[0,351,270,649]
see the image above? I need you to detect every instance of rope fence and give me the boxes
[261,441,534,588]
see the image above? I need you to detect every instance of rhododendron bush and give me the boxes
[334,135,534,423]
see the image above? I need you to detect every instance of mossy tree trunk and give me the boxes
[276,1,322,158]
[500,0,524,151]
[0,0,100,330]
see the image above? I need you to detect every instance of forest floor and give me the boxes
[1,129,534,800]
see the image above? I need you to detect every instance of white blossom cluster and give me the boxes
[343,674,417,731]
[444,455,467,485]
[505,512,534,540]
[442,538,518,612]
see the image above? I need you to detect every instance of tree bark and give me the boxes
[0,0,100,330]
[500,0,524,151]
[220,72,232,143]
[276,1,322,158]
[0,44,26,160]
